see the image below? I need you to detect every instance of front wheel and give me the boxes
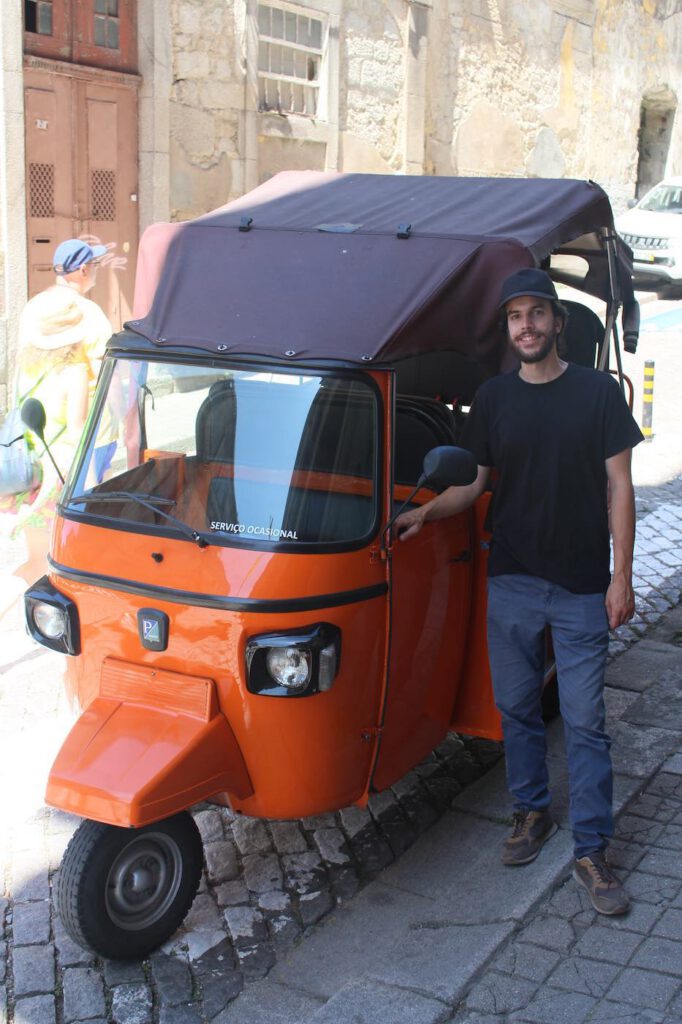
[56,812,203,960]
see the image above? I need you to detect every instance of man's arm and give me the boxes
[605,447,636,629]
[395,465,490,541]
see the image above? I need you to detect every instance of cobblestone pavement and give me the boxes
[448,758,682,1024]
[1,473,682,1024]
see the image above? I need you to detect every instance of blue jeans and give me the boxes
[486,574,612,859]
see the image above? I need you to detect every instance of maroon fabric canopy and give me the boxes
[128,172,632,370]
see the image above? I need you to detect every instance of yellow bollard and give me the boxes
[642,360,654,442]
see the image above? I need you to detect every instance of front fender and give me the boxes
[45,658,253,827]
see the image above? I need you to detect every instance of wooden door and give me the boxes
[24,72,75,296]
[24,62,139,330]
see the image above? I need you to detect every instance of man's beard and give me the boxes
[510,330,558,364]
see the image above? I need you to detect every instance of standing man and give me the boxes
[396,268,643,916]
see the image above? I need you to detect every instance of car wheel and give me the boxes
[656,285,682,301]
[541,656,559,722]
[56,812,203,960]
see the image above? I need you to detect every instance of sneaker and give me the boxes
[573,851,630,916]
[501,808,557,866]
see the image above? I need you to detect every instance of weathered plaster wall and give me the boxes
[164,0,682,218]
[169,0,245,220]
[426,0,591,181]
[0,1,28,411]
[138,0,172,230]
[590,0,682,208]
[339,0,405,171]
[423,0,681,208]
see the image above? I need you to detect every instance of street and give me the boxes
[1,296,681,1024]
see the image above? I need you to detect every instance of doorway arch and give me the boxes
[635,87,677,198]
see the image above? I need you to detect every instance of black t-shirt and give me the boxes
[461,364,644,594]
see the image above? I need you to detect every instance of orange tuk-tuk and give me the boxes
[24,173,639,959]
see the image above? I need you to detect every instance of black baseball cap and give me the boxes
[498,268,559,310]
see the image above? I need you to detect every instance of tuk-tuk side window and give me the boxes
[63,361,379,548]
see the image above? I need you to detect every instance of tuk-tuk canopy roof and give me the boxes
[127,172,633,370]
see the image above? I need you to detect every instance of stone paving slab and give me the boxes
[604,640,682,693]
[212,982,323,1023]
[621,672,682,731]
[308,978,449,1024]
[365,921,515,1004]
[266,882,460,999]
[376,811,574,923]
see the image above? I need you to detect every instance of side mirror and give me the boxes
[626,198,638,209]
[418,445,477,493]
[21,397,65,484]
[21,398,47,441]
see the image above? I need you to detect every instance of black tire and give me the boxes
[656,285,682,301]
[56,812,203,960]
[541,661,560,722]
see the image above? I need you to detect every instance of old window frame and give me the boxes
[24,0,54,36]
[256,1,328,118]
[93,0,121,50]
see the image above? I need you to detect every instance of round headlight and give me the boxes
[32,602,67,641]
[265,646,311,691]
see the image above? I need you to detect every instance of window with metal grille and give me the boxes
[94,0,120,49]
[29,162,55,218]
[25,0,53,35]
[91,169,116,221]
[257,3,325,117]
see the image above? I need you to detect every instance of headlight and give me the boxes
[265,646,311,691]
[246,623,341,697]
[25,576,80,655]
[32,602,67,640]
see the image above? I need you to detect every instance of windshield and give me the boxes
[63,359,379,548]
[638,184,682,214]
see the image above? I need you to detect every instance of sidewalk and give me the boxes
[1,474,682,1024]
[214,602,682,1024]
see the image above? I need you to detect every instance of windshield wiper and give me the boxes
[70,491,176,506]
[67,490,211,548]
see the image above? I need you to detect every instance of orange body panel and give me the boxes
[46,690,253,827]
[372,506,474,789]
[48,518,388,821]
[450,493,503,741]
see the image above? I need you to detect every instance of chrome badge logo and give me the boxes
[137,609,169,651]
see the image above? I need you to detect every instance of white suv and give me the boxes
[617,177,682,297]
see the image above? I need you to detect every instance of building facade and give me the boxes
[1,0,681,410]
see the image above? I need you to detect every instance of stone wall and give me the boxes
[340,0,405,172]
[425,0,681,210]
[0,2,28,410]
[165,0,682,221]
[169,0,246,220]
[590,0,682,209]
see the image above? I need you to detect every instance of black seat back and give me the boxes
[560,301,604,369]
[195,378,237,462]
[395,350,485,406]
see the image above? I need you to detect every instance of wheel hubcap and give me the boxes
[105,833,183,931]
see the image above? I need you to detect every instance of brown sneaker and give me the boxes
[573,851,630,916]
[501,808,557,866]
